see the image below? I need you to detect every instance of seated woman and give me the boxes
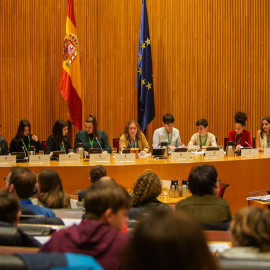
[220,207,270,259]
[176,164,232,224]
[10,120,41,154]
[45,120,71,154]
[256,116,270,152]
[121,210,219,270]
[130,171,171,214]
[229,111,251,149]
[32,170,77,209]
[0,124,9,155]
[119,120,150,155]
[188,119,217,149]
[75,115,111,154]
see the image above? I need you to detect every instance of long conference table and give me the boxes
[0,153,269,215]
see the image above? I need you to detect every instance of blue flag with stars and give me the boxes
[136,0,155,132]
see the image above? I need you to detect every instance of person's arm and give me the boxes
[45,136,54,154]
[141,133,150,154]
[9,138,17,153]
[65,137,72,153]
[31,139,42,152]
[210,134,217,147]
[101,131,111,153]
[256,130,264,152]
[1,138,9,155]
[152,130,160,149]
[175,132,183,147]
[119,134,128,152]
[188,134,196,146]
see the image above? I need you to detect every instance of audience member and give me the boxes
[7,167,55,217]
[78,165,107,202]
[121,210,218,270]
[231,207,270,252]
[152,113,183,151]
[176,165,232,224]
[130,171,171,213]
[32,170,77,209]
[41,182,130,270]
[0,192,41,247]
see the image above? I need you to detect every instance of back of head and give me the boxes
[89,165,107,183]
[231,207,270,252]
[188,165,218,196]
[0,192,20,225]
[84,182,130,220]
[131,171,161,206]
[163,114,174,124]
[9,167,37,199]
[196,119,208,127]
[37,170,70,208]
[122,210,218,270]
[234,112,247,126]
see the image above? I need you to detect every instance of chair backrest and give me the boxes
[248,190,270,197]
[0,227,22,247]
[113,138,120,153]
[252,137,256,148]
[224,137,229,150]
[41,141,47,152]
[217,182,229,198]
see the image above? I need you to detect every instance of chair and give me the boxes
[252,137,256,148]
[217,182,229,198]
[113,138,120,153]
[224,137,229,150]
[41,141,47,152]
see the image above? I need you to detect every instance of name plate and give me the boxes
[205,150,224,159]
[29,155,50,164]
[115,153,136,162]
[59,154,80,163]
[90,153,110,163]
[263,148,270,156]
[171,152,190,161]
[241,148,259,157]
[0,155,16,164]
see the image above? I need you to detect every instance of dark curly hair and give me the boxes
[131,171,162,206]
[234,112,247,126]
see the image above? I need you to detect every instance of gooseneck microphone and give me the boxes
[22,146,27,158]
[245,141,253,148]
[95,137,103,151]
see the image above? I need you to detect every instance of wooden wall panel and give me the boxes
[0,0,270,153]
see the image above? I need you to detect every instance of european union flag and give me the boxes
[136,0,155,132]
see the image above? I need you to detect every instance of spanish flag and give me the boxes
[59,0,82,130]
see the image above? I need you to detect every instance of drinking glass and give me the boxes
[39,150,44,155]
[112,147,117,156]
[68,149,74,154]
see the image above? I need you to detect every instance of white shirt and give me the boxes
[152,127,182,148]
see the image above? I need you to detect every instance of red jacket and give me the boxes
[40,219,130,270]
[229,130,251,147]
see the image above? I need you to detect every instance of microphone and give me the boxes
[95,137,103,151]
[22,146,27,158]
[62,142,65,151]
[245,141,253,148]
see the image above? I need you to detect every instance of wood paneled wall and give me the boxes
[0,0,270,149]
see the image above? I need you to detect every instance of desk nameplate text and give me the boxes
[241,149,259,157]
[170,152,191,161]
[263,148,270,156]
[115,153,136,162]
[59,154,80,163]
[205,150,224,160]
[0,155,16,165]
[90,153,110,163]
[29,155,50,164]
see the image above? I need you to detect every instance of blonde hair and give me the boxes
[231,207,270,252]
[131,171,162,206]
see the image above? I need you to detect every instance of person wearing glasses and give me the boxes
[188,119,217,149]
[176,165,232,224]
[152,114,183,151]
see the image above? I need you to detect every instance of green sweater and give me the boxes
[176,194,232,223]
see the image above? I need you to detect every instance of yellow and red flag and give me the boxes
[59,0,82,130]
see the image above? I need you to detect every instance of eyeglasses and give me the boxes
[216,179,221,183]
